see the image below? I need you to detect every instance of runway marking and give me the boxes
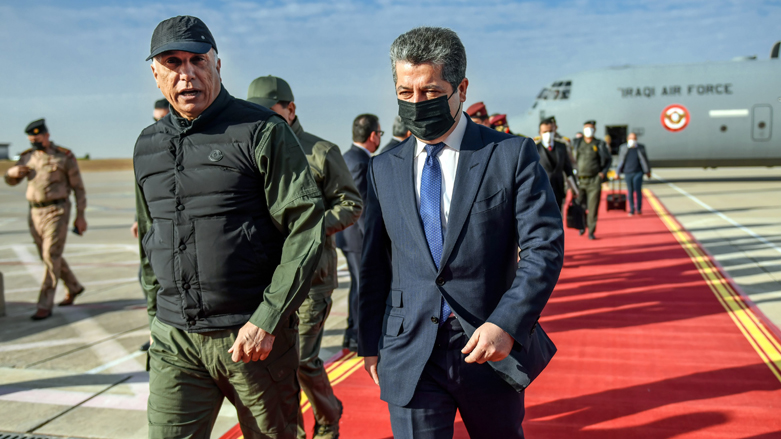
[647,190,781,383]
[5,277,138,294]
[11,244,45,282]
[86,351,145,374]
[652,173,781,255]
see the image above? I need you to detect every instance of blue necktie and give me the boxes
[419,142,451,324]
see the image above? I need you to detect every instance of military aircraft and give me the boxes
[511,42,781,167]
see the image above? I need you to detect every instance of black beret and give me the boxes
[584,120,597,126]
[154,98,169,109]
[25,118,47,135]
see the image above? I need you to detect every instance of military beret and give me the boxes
[147,16,217,61]
[584,120,597,126]
[247,75,295,109]
[489,114,507,127]
[154,98,169,109]
[466,102,488,118]
[25,118,47,135]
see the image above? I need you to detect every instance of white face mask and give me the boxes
[541,132,552,146]
[627,139,637,148]
[583,127,595,138]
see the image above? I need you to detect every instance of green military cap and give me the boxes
[25,118,47,135]
[583,120,597,126]
[247,75,295,109]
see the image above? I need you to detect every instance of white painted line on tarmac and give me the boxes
[11,244,45,282]
[86,351,145,374]
[653,173,781,255]
[5,277,138,294]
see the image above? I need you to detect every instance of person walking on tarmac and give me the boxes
[4,119,87,320]
[573,120,611,240]
[537,118,574,211]
[135,16,325,439]
[248,74,363,439]
[616,132,652,216]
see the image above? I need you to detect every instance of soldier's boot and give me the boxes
[313,398,342,439]
[58,259,83,306]
[31,308,51,320]
[58,287,84,306]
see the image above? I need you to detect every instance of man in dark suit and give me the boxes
[358,27,564,438]
[380,115,410,154]
[336,114,382,351]
[537,117,575,211]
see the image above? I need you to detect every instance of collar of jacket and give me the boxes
[290,116,304,138]
[168,85,232,135]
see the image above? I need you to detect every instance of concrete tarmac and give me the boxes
[0,170,351,439]
[0,166,778,438]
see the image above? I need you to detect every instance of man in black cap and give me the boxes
[573,120,611,239]
[248,75,363,439]
[135,16,325,439]
[4,119,87,320]
[153,98,169,121]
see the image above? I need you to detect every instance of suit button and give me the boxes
[182,283,190,290]
[436,277,445,286]
[177,165,184,171]
[179,244,186,251]
[431,316,439,324]
[177,204,185,211]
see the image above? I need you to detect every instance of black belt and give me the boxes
[29,198,67,208]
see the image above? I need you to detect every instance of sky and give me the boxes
[1,0,779,158]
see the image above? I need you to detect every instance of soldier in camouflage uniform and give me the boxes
[4,119,87,320]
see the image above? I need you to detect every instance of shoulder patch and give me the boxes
[56,146,74,157]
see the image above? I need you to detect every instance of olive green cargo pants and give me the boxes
[296,289,341,438]
[577,176,603,235]
[148,316,301,439]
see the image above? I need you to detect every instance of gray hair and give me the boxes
[389,27,466,92]
[391,115,408,137]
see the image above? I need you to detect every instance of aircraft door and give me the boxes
[752,105,772,141]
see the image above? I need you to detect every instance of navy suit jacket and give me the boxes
[335,145,371,253]
[358,117,564,407]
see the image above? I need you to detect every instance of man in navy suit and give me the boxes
[358,27,564,438]
[336,114,382,351]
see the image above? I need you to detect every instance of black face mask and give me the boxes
[30,141,45,151]
[398,91,460,141]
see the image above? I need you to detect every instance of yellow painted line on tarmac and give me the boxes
[646,189,781,383]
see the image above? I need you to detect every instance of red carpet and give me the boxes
[224,189,781,439]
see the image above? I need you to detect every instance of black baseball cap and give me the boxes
[147,16,217,61]
[154,98,168,109]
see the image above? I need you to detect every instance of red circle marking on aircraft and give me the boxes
[661,104,690,132]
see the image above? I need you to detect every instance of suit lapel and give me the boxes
[391,139,438,273]
[439,120,495,271]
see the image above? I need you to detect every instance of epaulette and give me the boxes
[560,136,571,142]
[56,146,74,157]
[515,133,527,138]
[532,135,541,142]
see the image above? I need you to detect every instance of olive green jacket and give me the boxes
[136,115,326,332]
[291,117,362,293]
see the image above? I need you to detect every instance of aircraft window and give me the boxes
[561,89,570,100]
[552,90,560,99]
[537,88,547,99]
[552,81,562,87]
[565,81,572,86]
[532,102,538,109]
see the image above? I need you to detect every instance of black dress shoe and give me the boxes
[343,338,358,352]
[588,233,596,240]
[579,229,585,236]
[58,287,85,306]
[140,341,151,352]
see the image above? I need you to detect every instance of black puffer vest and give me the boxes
[134,86,285,332]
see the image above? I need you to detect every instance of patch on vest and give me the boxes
[208,150,224,162]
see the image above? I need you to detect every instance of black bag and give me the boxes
[606,178,627,211]
[566,200,586,230]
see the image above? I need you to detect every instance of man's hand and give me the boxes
[364,356,379,385]
[74,216,87,235]
[130,221,139,239]
[228,321,275,363]
[462,322,514,364]
[7,166,29,179]
[646,172,652,179]
[598,172,605,180]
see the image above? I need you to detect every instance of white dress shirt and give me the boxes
[414,112,468,235]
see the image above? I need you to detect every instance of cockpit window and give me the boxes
[534,80,572,104]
